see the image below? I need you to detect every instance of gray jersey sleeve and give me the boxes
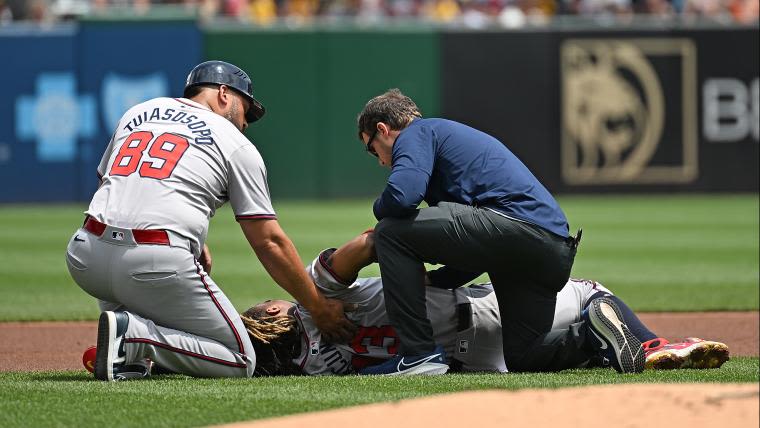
[306,248,355,295]
[96,133,116,179]
[227,144,276,220]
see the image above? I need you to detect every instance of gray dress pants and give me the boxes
[374,202,584,372]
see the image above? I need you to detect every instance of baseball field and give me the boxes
[0,194,758,427]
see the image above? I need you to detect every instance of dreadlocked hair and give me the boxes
[241,314,296,344]
[240,312,303,377]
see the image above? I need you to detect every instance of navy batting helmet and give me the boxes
[184,60,266,123]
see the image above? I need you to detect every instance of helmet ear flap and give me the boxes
[185,60,266,123]
[246,98,266,123]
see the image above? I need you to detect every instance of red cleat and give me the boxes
[645,337,729,370]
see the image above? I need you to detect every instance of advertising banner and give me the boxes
[1,27,81,201]
[442,28,758,192]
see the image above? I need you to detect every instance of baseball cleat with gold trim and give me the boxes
[645,337,729,370]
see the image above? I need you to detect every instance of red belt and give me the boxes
[83,216,170,246]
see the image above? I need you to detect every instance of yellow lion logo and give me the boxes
[563,41,665,182]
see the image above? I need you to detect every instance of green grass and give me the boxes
[0,194,757,320]
[0,357,757,428]
[0,196,756,426]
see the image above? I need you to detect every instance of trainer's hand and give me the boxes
[311,298,357,343]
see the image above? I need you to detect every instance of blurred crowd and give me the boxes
[0,0,757,27]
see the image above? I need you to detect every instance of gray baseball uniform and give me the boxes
[66,97,275,378]
[292,249,612,375]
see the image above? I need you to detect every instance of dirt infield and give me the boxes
[0,311,757,372]
[215,384,760,428]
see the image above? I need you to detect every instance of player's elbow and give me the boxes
[250,237,278,254]
[250,230,291,255]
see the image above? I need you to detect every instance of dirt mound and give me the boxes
[216,384,759,428]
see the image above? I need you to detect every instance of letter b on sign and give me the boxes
[703,78,759,143]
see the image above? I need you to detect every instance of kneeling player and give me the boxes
[240,232,730,376]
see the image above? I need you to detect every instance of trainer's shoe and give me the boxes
[582,297,645,373]
[645,337,729,370]
[358,345,449,376]
[94,311,130,381]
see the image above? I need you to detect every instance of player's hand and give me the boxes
[199,244,213,275]
[311,298,357,343]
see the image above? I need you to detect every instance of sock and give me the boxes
[585,291,658,342]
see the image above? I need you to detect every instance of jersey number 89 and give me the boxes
[110,131,189,180]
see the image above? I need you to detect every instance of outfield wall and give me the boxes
[204,27,440,198]
[0,23,756,202]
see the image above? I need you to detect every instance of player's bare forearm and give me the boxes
[327,230,376,281]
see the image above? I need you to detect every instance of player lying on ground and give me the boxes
[240,231,730,376]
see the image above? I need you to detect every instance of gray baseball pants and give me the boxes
[65,223,255,378]
[374,201,585,372]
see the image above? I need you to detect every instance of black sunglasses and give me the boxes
[366,129,379,158]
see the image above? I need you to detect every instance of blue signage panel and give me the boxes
[0,22,201,203]
[1,27,81,202]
